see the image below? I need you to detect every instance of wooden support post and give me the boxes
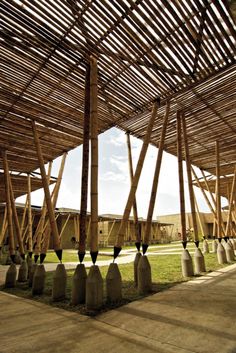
[79,65,90,262]
[9,177,25,257]
[176,111,187,246]
[114,100,159,258]
[182,115,199,244]
[90,55,99,264]
[31,120,61,261]
[143,102,170,253]
[27,173,33,255]
[2,150,15,259]
[216,141,222,239]
[226,166,236,236]
[126,132,140,249]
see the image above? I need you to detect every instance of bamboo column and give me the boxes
[126,132,140,250]
[225,166,236,236]
[114,100,159,258]
[143,102,170,254]
[176,112,187,246]
[182,115,199,245]
[2,150,15,260]
[20,196,28,238]
[27,173,33,256]
[79,65,90,262]
[90,55,99,264]
[216,141,222,240]
[31,120,61,261]
[0,206,7,247]
[201,170,216,208]
[194,194,205,238]
[9,177,25,258]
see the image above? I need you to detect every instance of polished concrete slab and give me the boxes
[0,263,236,353]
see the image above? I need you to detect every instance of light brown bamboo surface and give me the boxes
[126,132,140,243]
[143,102,170,245]
[1,1,236,185]
[0,206,8,246]
[216,141,222,238]
[90,56,99,253]
[193,174,234,200]
[182,115,198,242]
[2,151,15,256]
[176,112,187,243]
[27,174,33,253]
[225,167,236,235]
[115,101,158,248]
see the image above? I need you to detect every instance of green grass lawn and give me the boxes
[1,252,231,316]
[44,250,117,263]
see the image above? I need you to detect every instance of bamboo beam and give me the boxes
[193,193,205,238]
[176,111,187,245]
[2,150,15,259]
[90,55,99,263]
[0,206,8,247]
[114,100,159,257]
[9,176,25,257]
[79,65,90,262]
[225,166,236,236]
[143,102,170,252]
[27,173,33,255]
[182,115,198,243]
[216,140,222,239]
[126,132,140,249]
[31,120,61,261]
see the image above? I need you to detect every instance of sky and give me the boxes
[16,127,227,218]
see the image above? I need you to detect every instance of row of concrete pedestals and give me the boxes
[3,254,154,310]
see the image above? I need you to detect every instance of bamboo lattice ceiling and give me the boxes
[1,0,236,177]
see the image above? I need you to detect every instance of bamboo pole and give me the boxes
[114,100,159,257]
[143,102,170,252]
[126,132,140,248]
[52,153,67,208]
[215,141,222,239]
[90,55,99,263]
[176,111,187,245]
[74,216,79,240]
[59,213,71,239]
[0,206,7,247]
[9,177,25,257]
[2,150,15,259]
[31,120,61,260]
[79,65,90,262]
[193,193,205,238]
[106,220,116,245]
[27,173,33,255]
[20,196,28,238]
[200,170,216,208]
[225,166,236,236]
[182,115,199,243]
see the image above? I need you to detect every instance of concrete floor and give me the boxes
[0,263,236,353]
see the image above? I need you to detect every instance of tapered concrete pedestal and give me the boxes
[203,239,209,254]
[106,263,122,302]
[32,264,46,295]
[86,265,103,310]
[225,242,235,262]
[52,263,67,301]
[181,249,194,277]
[137,255,152,295]
[15,252,22,265]
[217,242,227,264]
[194,248,206,274]
[212,240,218,253]
[29,263,37,287]
[5,263,17,288]
[134,252,141,287]
[231,239,236,250]
[71,264,87,305]
[18,260,28,282]
[27,257,33,279]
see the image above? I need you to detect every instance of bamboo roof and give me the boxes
[0,172,56,202]
[192,174,234,200]
[1,1,236,177]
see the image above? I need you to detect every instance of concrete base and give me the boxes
[32,264,46,295]
[194,248,206,274]
[5,263,17,288]
[29,263,37,287]
[134,252,141,287]
[14,252,22,265]
[181,249,194,277]
[71,264,87,305]
[18,260,28,282]
[106,263,122,302]
[86,265,103,310]
[217,242,227,264]
[137,255,152,295]
[203,239,209,254]
[212,240,218,253]
[52,263,67,301]
[231,239,236,250]
[27,257,33,279]
[225,242,235,262]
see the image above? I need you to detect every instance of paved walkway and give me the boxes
[1,263,236,353]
